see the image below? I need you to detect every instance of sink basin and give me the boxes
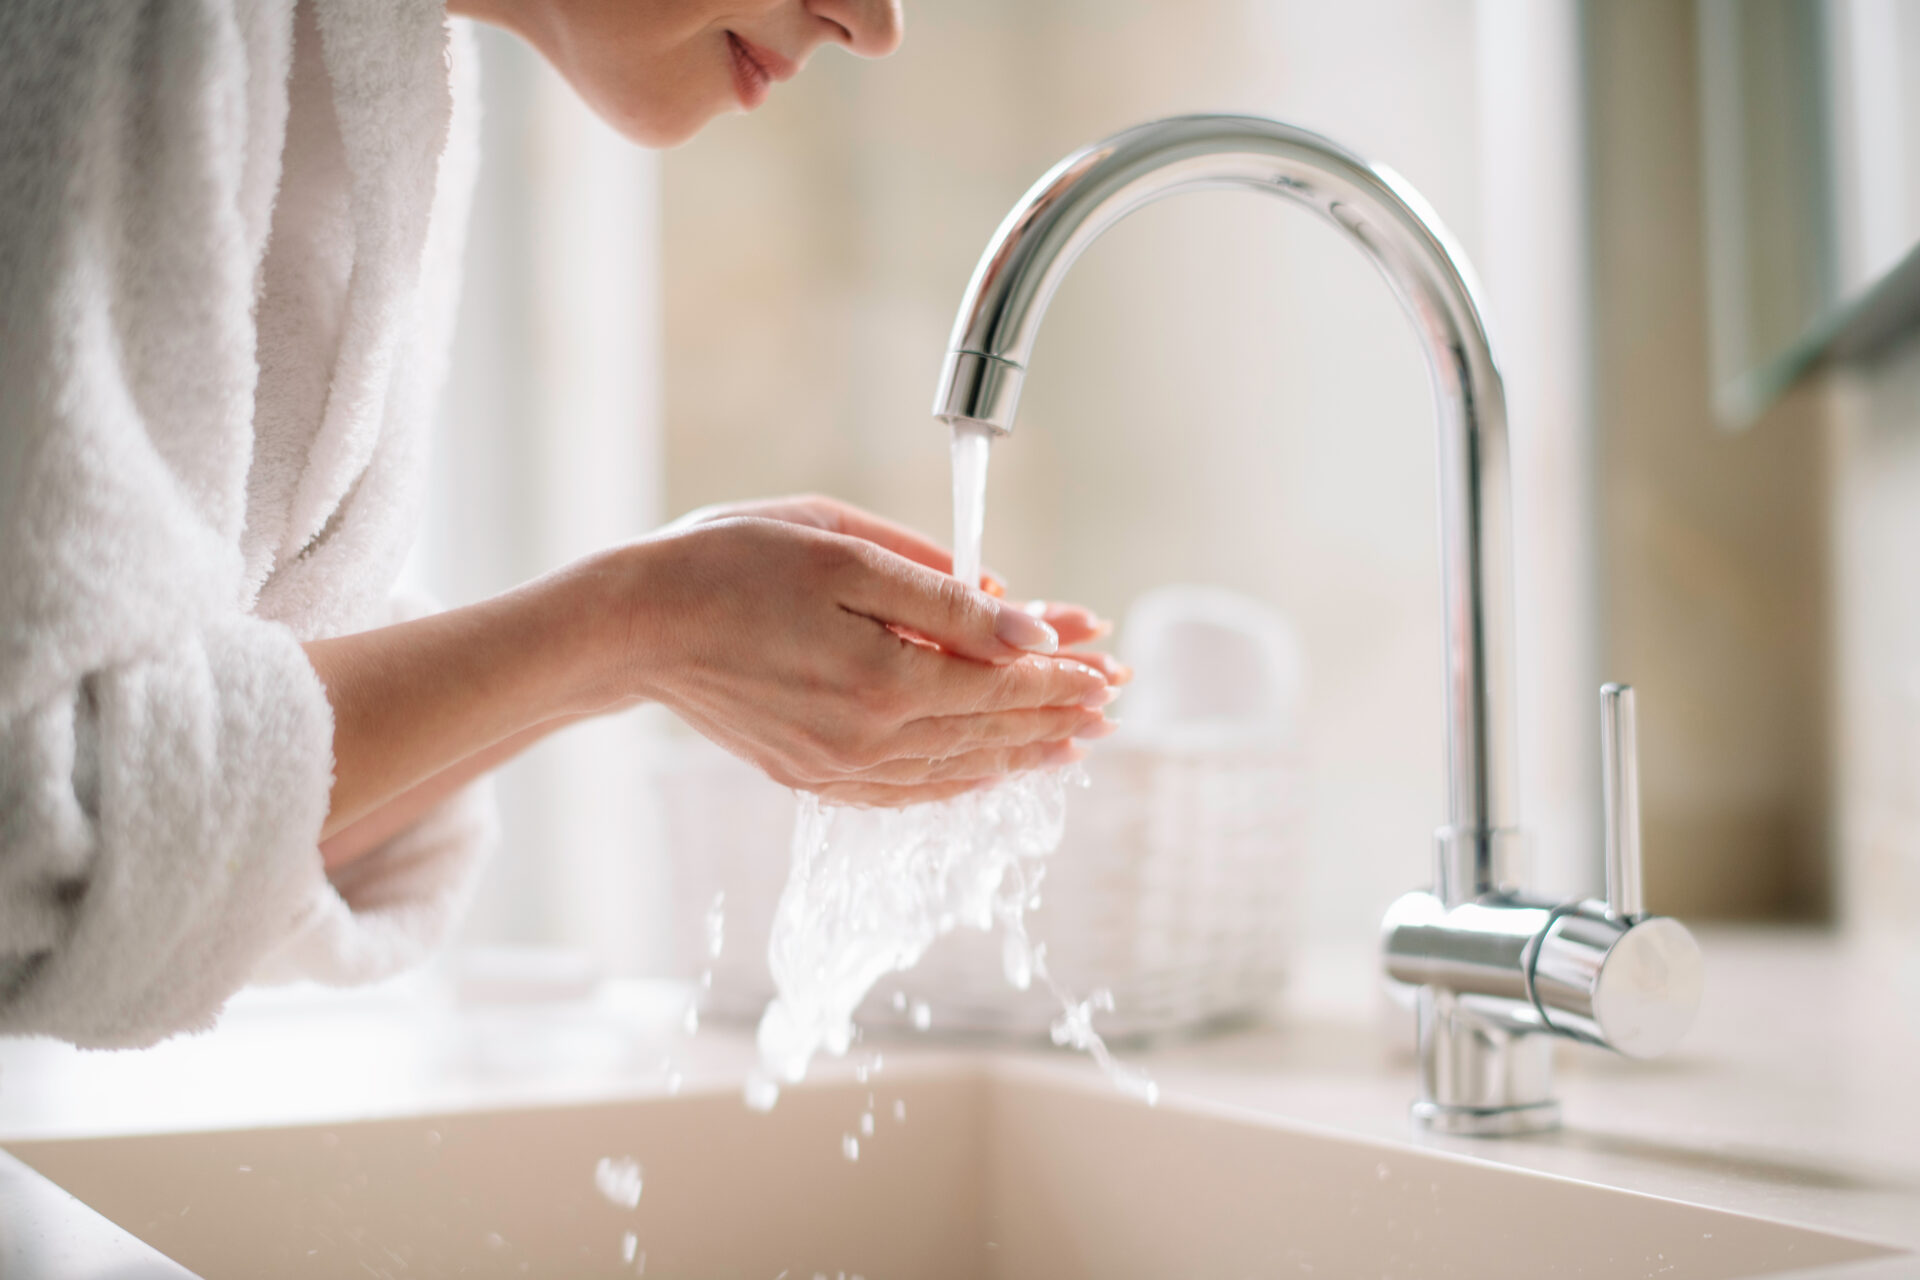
[5,1065,1900,1279]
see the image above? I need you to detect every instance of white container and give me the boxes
[658,586,1306,1042]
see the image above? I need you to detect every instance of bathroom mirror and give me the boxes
[1698,0,1920,425]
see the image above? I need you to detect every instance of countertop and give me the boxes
[3,928,1918,1277]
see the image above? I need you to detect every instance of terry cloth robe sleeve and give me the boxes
[0,0,488,1048]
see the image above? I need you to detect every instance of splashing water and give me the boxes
[744,420,1153,1110]
[751,768,1078,1096]
[1048,987,1159,1105]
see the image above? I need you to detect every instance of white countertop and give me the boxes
[3,927,1918,1276]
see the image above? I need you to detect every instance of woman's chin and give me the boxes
[593,92,728,150]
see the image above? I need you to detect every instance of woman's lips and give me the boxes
[726,31,795,111]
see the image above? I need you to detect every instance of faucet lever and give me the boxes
[1599,683,1645,920]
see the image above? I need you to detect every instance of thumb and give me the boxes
[838,543,1060,663]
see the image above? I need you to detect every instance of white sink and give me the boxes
[5,1064,1900,1279]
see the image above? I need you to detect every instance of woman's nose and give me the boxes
[806,0,904,58]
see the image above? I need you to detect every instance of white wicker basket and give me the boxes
[657,585,1306,1042]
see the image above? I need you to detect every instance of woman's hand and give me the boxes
[666,495,1130,684]
[306,495,1124,871]
[607,499,1123,806]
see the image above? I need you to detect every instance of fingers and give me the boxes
[807,777,991,808]
[835,541,1061,663]
[1060,647,1130,685]
[818,501,1010,596]
[889,704,1110,759]
[898,648,1116,717]
[822,503,959,575]
[1023,600,1111,647]
[857,738,1091,785]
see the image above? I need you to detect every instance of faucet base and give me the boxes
[1412,1099,1562,1136]
[1414,987,1560,1134]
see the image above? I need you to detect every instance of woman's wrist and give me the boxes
[546,537,672,716]
[304,552,651,846]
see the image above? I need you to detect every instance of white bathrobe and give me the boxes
[0,0,491,1047]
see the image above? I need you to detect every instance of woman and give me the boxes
[0,0,1120,1048]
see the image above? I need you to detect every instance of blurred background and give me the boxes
[405,0,1920,976]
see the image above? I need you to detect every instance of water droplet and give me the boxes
[842,1134,860,1162]
[743,1072,780,1112]
[706,892,726,959]
[424,1130,441,1148]
[1003,933,1033,990]
[891,991,907,1011]
[622,1232,638,1263]
[593,1157,643,1210]
[682,1000,699,1035]
[860,1111,874,1137]
[666,1071,683,1095]
[911,1000,932,1031]
[482,1232,506,1252]
[893,1099,907,1123]
[1376,1162,1390,1181]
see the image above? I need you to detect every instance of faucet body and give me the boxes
[935,115,1701,1134]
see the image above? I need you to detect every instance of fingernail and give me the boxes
[1110,661,1134,684]
[1081,685,1121,710]
[1073,717,1120,740]
[995,607,1059,654]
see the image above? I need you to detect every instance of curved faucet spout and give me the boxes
[933,114,1519,898]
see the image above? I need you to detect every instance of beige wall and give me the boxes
[1830,330,1920,937]
[1586,0,1832,921]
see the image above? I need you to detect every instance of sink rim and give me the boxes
[5,1056,1906,1280]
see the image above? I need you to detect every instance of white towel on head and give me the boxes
[0,0,489,1047]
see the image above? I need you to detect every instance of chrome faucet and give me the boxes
[932,115,1703,1135]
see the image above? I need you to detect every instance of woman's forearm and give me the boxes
[316,713,589,870]
[302,561,622,852]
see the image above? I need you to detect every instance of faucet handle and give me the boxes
[1599,683,1645,920]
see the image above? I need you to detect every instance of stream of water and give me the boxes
[949,421,993,591]
[744,421,1155,1115]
